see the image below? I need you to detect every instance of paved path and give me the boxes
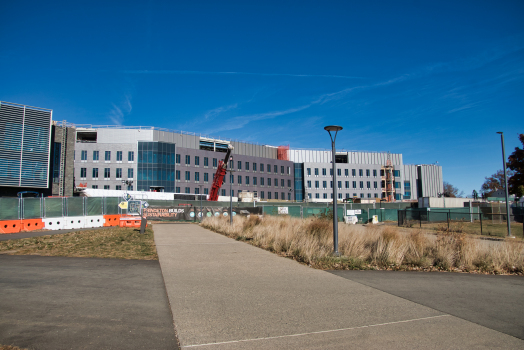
[0,255,178,350]
[155,223,524,349]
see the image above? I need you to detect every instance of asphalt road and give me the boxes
[0,255,179,350]
[329,270,524,340]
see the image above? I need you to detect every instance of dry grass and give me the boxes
[201,215,524,275]
[0,227,158,260]
[0,345,27,350]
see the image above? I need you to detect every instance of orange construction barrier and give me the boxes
[21,219,45,231]
[103,215,121,227]
[0,220,22,234]
[119,217,146,228]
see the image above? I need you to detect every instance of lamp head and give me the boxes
[496,131,503,134]
[324,125,343,132]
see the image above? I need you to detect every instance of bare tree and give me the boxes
[443,181,464,198]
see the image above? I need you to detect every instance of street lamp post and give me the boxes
[496,132,513,238]
[324,125,343,255]
[229,156,234,226]
[198,184,204,222]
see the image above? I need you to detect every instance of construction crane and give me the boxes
[208,145,234,201]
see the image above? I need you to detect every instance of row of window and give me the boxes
[307,193,380,199]
[175,187,293,200]
[80,150,134,162]
[175,171,293,187]
[178,155,291,174]
[91,185,133,190]
[79,168,133,179]
[306,168,401,177]
[306,180,382,190]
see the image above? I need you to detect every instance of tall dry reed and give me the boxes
[200,215,524,274]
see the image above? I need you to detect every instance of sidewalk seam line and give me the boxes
[181,314,451,348]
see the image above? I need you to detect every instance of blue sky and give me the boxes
[1,0,523,196]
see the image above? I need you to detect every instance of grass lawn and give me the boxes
[0,226,158,260]
[407,220,524,239]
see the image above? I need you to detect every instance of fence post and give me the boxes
[447,212,450,231]
[419,211,422,228]
[480,212,483,235]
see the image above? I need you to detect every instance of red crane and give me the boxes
[208,145,233,201]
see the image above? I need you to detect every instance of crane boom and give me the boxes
[208,145,233,201]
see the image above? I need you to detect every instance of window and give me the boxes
[104,185,110,190]
[281,166,284,174]
[345,181,349,188]
[176,170,180,180]
[322,168,327,176]
[246,162,250,171]
[275,178,278,187]
[246,176,250,185]
[81,150,87,161]
[366,169,370,177]
[204,173,209,182]
[260,177,264,186]
[323,193,327,199]
[127,185,133,191]
[373,169,377,177]
[287,166,291,175]
[323,181,327,188]
[315,181,319,189]
[338,193,343,199]
[345,169,349,176]
[330,181,333,188]
[338,181,342,189]
[237,161,242,170]
[365,181,369,189]
[185,171,190,181]
[287,179,291,187]
[367,193,371,198]
[195,172,200,182]
[353,181,357,188]
[116,185,122,191]
[314,168,319,176]
[360,193,364,198]
[346,193,350,199]
[261,191,265,199]
[308,193,312,199]
[195,188,200,194]
[352,169,356,176]
[404,181,411,189]
[176,154,181,164]
[359,181,364,189]
[105,151,111,161]
[274,165,278,173]
[93,151,99,161]
[128,151,134,162]
[307,180,312,188]
[404,192,411,199]
[117,151,122,161]
[337,169,341,176]
[195,156,200,166]
[395,182,401,189]
[359,169,363,176]
[253,177,257,185]
[230,174,234,183]
[185,155,190,165]
[176,187,180,193]
[80,168,86,178]
[268,178,272,186]
[185,187,190,194]
[253,163,257,171]
[395,193,402,200]
[204,157,208,166]
[315,193,319,199]
[116,168,122,179]
[238,175,242,184]
[104,168,110,179]
[275,192,278,200]
[92,168,98,178]
[394,170,401,177]
[204,188,209,195]
[213,158,217,167]
[307,168,311,176]
[221,189,226,196]
[281,179,284,187]
[268,192,272,199]
[260,163,264,172]
[374,181,378,189]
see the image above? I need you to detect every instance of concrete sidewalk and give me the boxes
[155,223,523,349]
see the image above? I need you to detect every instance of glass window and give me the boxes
[307,168,311,176]
[92,168,98,178]
[128,151,134,161]
[195,188,200,194]
[117,151,122,161]
[353,181,356,188]
[221,189,226,196]
[116,185,122,191]
[213,158,217,167]
[80,168,86,178]
[93,151,99,161]
[345,181,349,188]
[185,155,190,165]
[176,154,181,164]
[105,151,111,161]
[176,170,180,180]
[195,172,200,181]
[253,163,257,171]
[314,168,319,176]
[330,169,333,176]
[268,192,272,199]
[176,187,180,193]
[404,181,411,189]
[185,187,190,194]
[287,179,291,187]
[204,188,209,195]
[246,176,250,185]
[359,181,364,188]
[260,163,264,172]
[275,178,278,187]
[204,173,209,182]
[261,191,265,199]
[394,170,401,177]
[374,181,378,189]
[359,169,363,176]
[185,171,190,180]
[338,181,342,189]
[323,181,327,188]
[315,181,319,188]
[204,157,208,166]
[230,174,234,183]
[345,169,349,176]
[104,168,110,178]
[322,168,326,176]
[338,193,342,199]
[281,179,284,187]
[104,185,110,190]
[81,150,87,161]
[237,161,242,170]
[337,169,341,176]
[360,193,364,198]
[367,193,371,198]
[274,165,278,173]
[246,162,250,171]
[367,181,370,189]
[287,166,291,175]
[374,193,378,198]
[307,180,311,188]
[373,169,377,177]
[281,166,284,174]
[352,169,356,176]
[116,168,122,179]
[315,193,319,199]
[195,156,200,166]
[238,175,242,184]
[366,169,370,177]
[275,192,278,200]
[260,177,264,186]
[395,182,401,189]
[253,177,257,185]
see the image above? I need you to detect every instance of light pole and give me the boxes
[496,132,513,238]
[324,125,343,255]
[229,156,234,226]
[198,184,204,222]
